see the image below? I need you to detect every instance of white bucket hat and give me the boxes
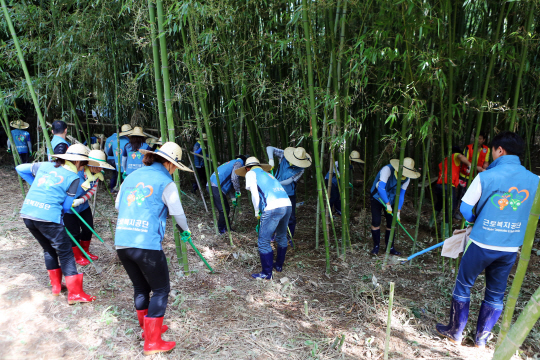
[129,127,146,137]
[390,157,421,179]
[234,157,273,177]
[349,150,365,164]
[88,150,115,169]
[283,147,312,168]
[10,120,29,129]
[140,142,193,172]
[119,124,133,137]
[53,144,90,162]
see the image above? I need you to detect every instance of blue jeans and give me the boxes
[258,206,292,253]
[453,241,517,310]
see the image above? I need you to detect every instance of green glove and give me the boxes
[349,182,353,189]
[180,230,192,243]
[235,191,241,199]
[255,223,260,234]
[465,220,475,228]
[7,148,11,154]
[232,198,237,207]
[122,172,127,180]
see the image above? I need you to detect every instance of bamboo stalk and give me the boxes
[384,282,395,360]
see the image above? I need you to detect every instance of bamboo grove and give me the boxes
[2,0,540,355]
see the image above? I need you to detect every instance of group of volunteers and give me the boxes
[11,114,537,352]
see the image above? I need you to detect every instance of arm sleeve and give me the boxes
[121,156,127,171]
[27,140,32,152]
[62,195,76,213]
[377,182,390,203]
[16,163,35,184]
[115,185,122,210]
[7,139,10,150]
[401,178,410,190]
[231,162,242,193]
[398,189,406,210]
[194,146,203,155]
[460,202,476,223]
[162,183,189,232]
[80,183,98,203]
[54,143,68,155]
[66,179,80,196]
[267,146,285,161]
[106,145,113,156]
[280,169,304,186]
[245,172,259,212]
[461,175,482,206]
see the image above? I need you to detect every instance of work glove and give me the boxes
[7,149,11,154]
[72,198,84,208]
[385,203,392,214]
[465,220,475,228]
[235,191,241,199]
[255,223,260,234]
[232,198,238,207]
[255,210,261,220]
[180,230,192,243]
[122,172,127,180]
[397,211,401,222]
[349,182,353,189]
[269,159,274,169]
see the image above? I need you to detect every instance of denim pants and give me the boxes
[453,241,517,310]
[288,195,297,237]
[209,186,230,232]
[258,206,292,253]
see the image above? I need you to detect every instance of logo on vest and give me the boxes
[17,134,26,142]
[489,187,529,211]
[130,152,142,160]
[126,182,153,206]
[37,171,64,189]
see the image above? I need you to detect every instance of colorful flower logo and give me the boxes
[126,182,153,206]
[37,171,64,189]
[490,187,529,211]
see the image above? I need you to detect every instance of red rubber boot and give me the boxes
[72,246,91,266]
[143,316,176,355]
[47,269,63,296]
[65,273,96,304]
[136,310,169,339]
[81,240,99,260]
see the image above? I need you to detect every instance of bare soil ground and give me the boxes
[0,167,539,359]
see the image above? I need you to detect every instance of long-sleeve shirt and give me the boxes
[266,146,305,185]
[210,161,243,198]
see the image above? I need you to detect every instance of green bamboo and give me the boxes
[383,282,395,360]
[492,284,540,360]
[496,180,540,347]
[1,0,52,154]
[112,45,122,188]
[302,0,331,272]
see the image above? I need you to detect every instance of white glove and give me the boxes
[397,211,401,222]
[269,159,275,169]
[72,198,84,208]
[255,210,261,219]
[386,203,392,214]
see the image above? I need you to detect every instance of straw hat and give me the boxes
[53,144,90,162]
[119,124,133,136]
[146,137,163,146]
[10,120,29,129]
[234,157,273,177]
[389,157,421,179]
[88,150,115,169]
[140,142,193,172]
[91,143,100,150]
[129,126,146,137]
[196,133,207,141]
[283,147,312,168]
[349,150,365,164]
[94,133,104,140]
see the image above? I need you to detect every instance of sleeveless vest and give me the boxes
[275,159,303,196]
[370,164,408,205]
[11,129,30,154]
[470,155,539,247]
[105,134,117,161]
[438,153,461,187]
[115,162,173,250]
[111,135,130,170]
[47,135,70,161]
[193,141,204,168]
[20,162,80,224]
[252,167,289,212]
[124,143,150,175]
[460,144,489,178]
[210,159,243,194]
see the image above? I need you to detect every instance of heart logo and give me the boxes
[490,193,510,211]
[508,187,529,202]
[37,171,64,189]
[126,182,153,206]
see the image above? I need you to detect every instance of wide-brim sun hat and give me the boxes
[196,133,207,141]
[349,150,365,164]
[129,126,146,137]
[234,156,273,177]
[10,120,29,129]
[88,150,115,169]
[140,142,193,172]
[119,124,133,136]
[390,157,421,179]
[53,144,90,162]
[284,147,312,168]
[146,137,163,146]
[91,143,100,150]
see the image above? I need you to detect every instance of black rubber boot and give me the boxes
[370,229,380,254]
[385,229,401,255]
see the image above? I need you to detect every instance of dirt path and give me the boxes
[0,167,537,359]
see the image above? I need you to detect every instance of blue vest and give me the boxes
[325,170,338,186]
[370,164,408,205]
[470,155,539,247]
[115,162,173,250]
[193,141,204,168]
[252,167,289,212]
[124,143,150,174]
[48,135,70,161]
[11,129,30,154]
[83,136,97,145]
[20,162,80,224]
[105,134,117,161]
[111,135,130,170]
[210,159,243,194]
[66,170,96,214]
[275,159,303,196]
